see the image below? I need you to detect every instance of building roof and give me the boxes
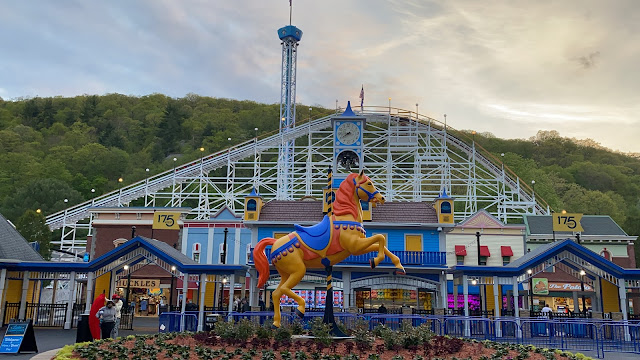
[451,239,640,280]
[256,200,439,224]
[523,215,629,236]
[0,213,44,261]
[0,236,248,275]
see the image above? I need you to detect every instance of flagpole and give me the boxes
[289,1,292,25]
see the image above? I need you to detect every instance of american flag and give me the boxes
[359,85,364,110]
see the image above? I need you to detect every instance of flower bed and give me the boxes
[53,319,593,360]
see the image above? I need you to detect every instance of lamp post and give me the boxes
[170,266,176,311]
[218,228,229,310]
[219,276,228,311]
[531,180,536,201]
[527,269,534,311]
[117,177,124,206]
[579,270,587,314]
[475,232,482,266]
[472,130,476,144]
[254,127,259,139]
[124,265,131,306]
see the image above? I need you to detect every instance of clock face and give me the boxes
[336,122,360,145]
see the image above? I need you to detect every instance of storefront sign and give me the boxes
[152,211,180,230]
[532,278,549,295]
[552,213,584,232]
[548,282,593,292]
[0,321,37,354]
[116,278,160,288]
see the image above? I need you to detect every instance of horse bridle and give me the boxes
[353,177,379,202]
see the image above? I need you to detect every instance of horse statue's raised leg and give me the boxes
[271,256,307,327]
[342,233,396,270]
[357,244,406,274]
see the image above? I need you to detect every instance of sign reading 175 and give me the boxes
[152,212,181,230]
[552,213,584,232]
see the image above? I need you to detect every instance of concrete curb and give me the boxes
[30,348,61,360]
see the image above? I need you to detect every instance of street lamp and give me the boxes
[527,269,534,311]
[124,265,131,307]
[219,275,228,311]
[579,270,587,314]
[475,232,482,265]
[254,127,259,138]
[170,266,176,310]
[36,209,41,214]
[471,130,476,143]
[531,180,536,201]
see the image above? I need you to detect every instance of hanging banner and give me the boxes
[532,278,549,295]
[152,212,181,230]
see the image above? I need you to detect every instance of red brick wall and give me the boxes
[87,225,180,258]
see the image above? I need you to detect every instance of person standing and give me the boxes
[96,300,117,339]
[111,294,123,338]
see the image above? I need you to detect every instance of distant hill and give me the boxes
[1,94,638,242]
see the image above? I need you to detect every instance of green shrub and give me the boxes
[256,322,274,340]
[214,319,237,341]
[289,319,305,335]
[310,317,333,346]
[236,319,256,342]
[275,325,293,342]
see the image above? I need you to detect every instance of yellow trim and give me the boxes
[6,280,22,303]
[486,285,495,312]
[601,280,620,313]
[94,273,112,301]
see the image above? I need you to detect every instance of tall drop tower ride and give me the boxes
[276,24,302,200]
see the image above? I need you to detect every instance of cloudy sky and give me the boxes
[1,1,639,152]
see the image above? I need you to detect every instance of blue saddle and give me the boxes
[294,215,331,251]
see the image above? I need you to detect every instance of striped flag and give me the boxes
[359,85,364,110]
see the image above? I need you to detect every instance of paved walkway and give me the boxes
[2,316,640,360]
[0,316,159,360]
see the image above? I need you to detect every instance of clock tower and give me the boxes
[332,101,365,181]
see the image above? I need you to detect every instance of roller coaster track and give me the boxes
[46,106,549,252]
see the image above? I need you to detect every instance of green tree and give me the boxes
[1,179,84,221]
[15,209,52,260]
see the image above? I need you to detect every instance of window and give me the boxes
[273,232,289,239]
[113,238,127,248]
[405,235,422,252]
[456,255,464,265]
[502,256,510,266]
[479,256,487,266]
[247,199,257,211]
[193,243,201,263]
[600,249,611,260]
[440,201,452,214]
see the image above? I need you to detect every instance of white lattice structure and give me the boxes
[46,106,549,257]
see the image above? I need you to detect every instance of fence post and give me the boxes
[18,271,30,320]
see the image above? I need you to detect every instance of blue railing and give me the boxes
[249,248,446,267]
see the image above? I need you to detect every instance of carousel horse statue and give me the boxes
[253,170,405,328]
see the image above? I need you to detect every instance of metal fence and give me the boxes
[25,302,68,327]
[159,311,640,358]
[3,302,20,326]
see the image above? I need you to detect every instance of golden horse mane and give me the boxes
[333,173,365,219]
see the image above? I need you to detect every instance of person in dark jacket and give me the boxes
[96,300,117,339]
[378,304,387,314]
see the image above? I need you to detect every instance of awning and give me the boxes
[479,246,490,257]
[501,246,513,257]
[455,245,467,256]
[176,279,200,290]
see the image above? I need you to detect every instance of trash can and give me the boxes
[76,314,93,343]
